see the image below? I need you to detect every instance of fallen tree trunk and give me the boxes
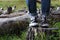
[0,9,60,35]
[0,12,30,35]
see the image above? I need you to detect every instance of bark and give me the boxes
[0,12,30,35]
[0,9,59,34]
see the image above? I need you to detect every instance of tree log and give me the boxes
[0,12,30,35]
[0,9,60,35]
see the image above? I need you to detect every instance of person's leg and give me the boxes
[26,0,38,27]
[26,0,37,16]
[41,0,50,16]
[41,0,51,27]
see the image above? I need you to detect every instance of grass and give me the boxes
[0,31,27,40]
[51,0,60,7]
[0,0,60,9]
[0,0,60,40]
[0,0,27,10]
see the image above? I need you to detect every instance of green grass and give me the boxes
[0,0,27,10]
[0,31,27,40]
[51,0,60,7]
[0,0,60,9]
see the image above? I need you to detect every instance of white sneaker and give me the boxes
[29,22,38,27]
[40,15,49,27]
[28,14,38,27]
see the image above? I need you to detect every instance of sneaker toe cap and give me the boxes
[41,23,49,27]
[29,23,38,27]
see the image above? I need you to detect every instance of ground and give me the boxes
[0,0,60,40]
